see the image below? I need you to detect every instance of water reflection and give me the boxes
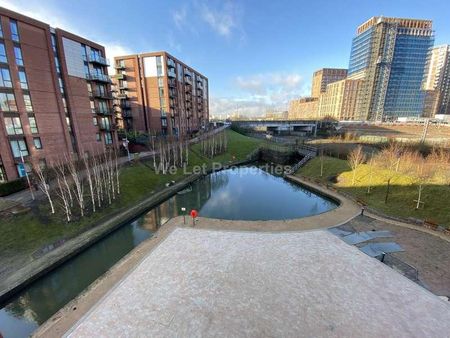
[0,166,336,338]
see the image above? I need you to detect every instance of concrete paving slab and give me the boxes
[64,228,450,338]
[342,230,393,245]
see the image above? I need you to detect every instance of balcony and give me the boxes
[185,93,192,102]
[185,83,192,92]
[94,108,114,116]
[167,58,176,68]
[168,79,176,88]
[116,93,128,99]
[87,54,110,66]
[197,79,203,88]
[169,89,177,98]
[167,69,176,78]
[115,63,126,70]
[113,73,126,81]
[86,73,111,84]
[184,74,192,84]
[169,99,177,108]
[92,89,113,100]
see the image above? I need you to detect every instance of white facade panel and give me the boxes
[62,37,85,78]
[143,56,165,77]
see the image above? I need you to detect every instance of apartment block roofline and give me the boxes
[357,16,433,35]
[114,51,208,79]
[54,28,106,51]
[0,6,49,29]
[0,6,106,51]
[313,68,348,73]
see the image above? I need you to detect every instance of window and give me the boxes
[90,100,95,114]
[54,56,60,73]
[96,133,101,142]
[18,70,28,89]
[81,45,87,61]
[0,164,6,182]
[4,117,23,135]
[51,34,57,52]
[0,43,7,63]
[93,117,97,126]
[10,20,19,42]
[66,117,72,132]
[100,116,110,129]
[0,18,3,38]
[28,116,38,133]
[10,139,28,157]
[33,137,42,149]
[62,97,68,113]
[104,132,112,145]
[14,46,23,66]
[58,77,64,94]
[0,68,12,87]
[0,93,17,111]
[23,94,33,112]
[98,100,108,114]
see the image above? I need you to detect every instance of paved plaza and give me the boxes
[65,228,450,338]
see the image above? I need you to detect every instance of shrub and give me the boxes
[0,178,28,196]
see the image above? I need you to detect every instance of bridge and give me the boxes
[233,120,318,135]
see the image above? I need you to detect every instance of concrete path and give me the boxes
[63,228,450,338]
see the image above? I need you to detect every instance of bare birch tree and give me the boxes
[33,164,55,214]
[347,145,366,186]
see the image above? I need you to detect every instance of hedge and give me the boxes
[0,178,28,196]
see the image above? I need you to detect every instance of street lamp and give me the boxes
[122,138,130,162]
[20,150,34,201]
[181,207,186,224]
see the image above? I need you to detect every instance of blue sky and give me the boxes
[3,0,450,117]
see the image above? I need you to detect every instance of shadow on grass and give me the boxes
[298,157,450,228]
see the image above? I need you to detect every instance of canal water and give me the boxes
[0,166,337,337]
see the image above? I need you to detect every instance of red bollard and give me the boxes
[190,209,198,226]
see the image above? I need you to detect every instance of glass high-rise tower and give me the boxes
[348,17,434,121]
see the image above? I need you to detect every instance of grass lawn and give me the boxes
[0,130,262,277]
[298,156,450,228]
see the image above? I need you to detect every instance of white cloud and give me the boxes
[200,1,243,38]
[210,72,309,118]
[172,7,187,29]
[0,0,133,62]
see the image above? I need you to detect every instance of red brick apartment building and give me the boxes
[0,7,116,183]
[112,52,209,136]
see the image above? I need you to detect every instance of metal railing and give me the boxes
[87,54,109,66]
